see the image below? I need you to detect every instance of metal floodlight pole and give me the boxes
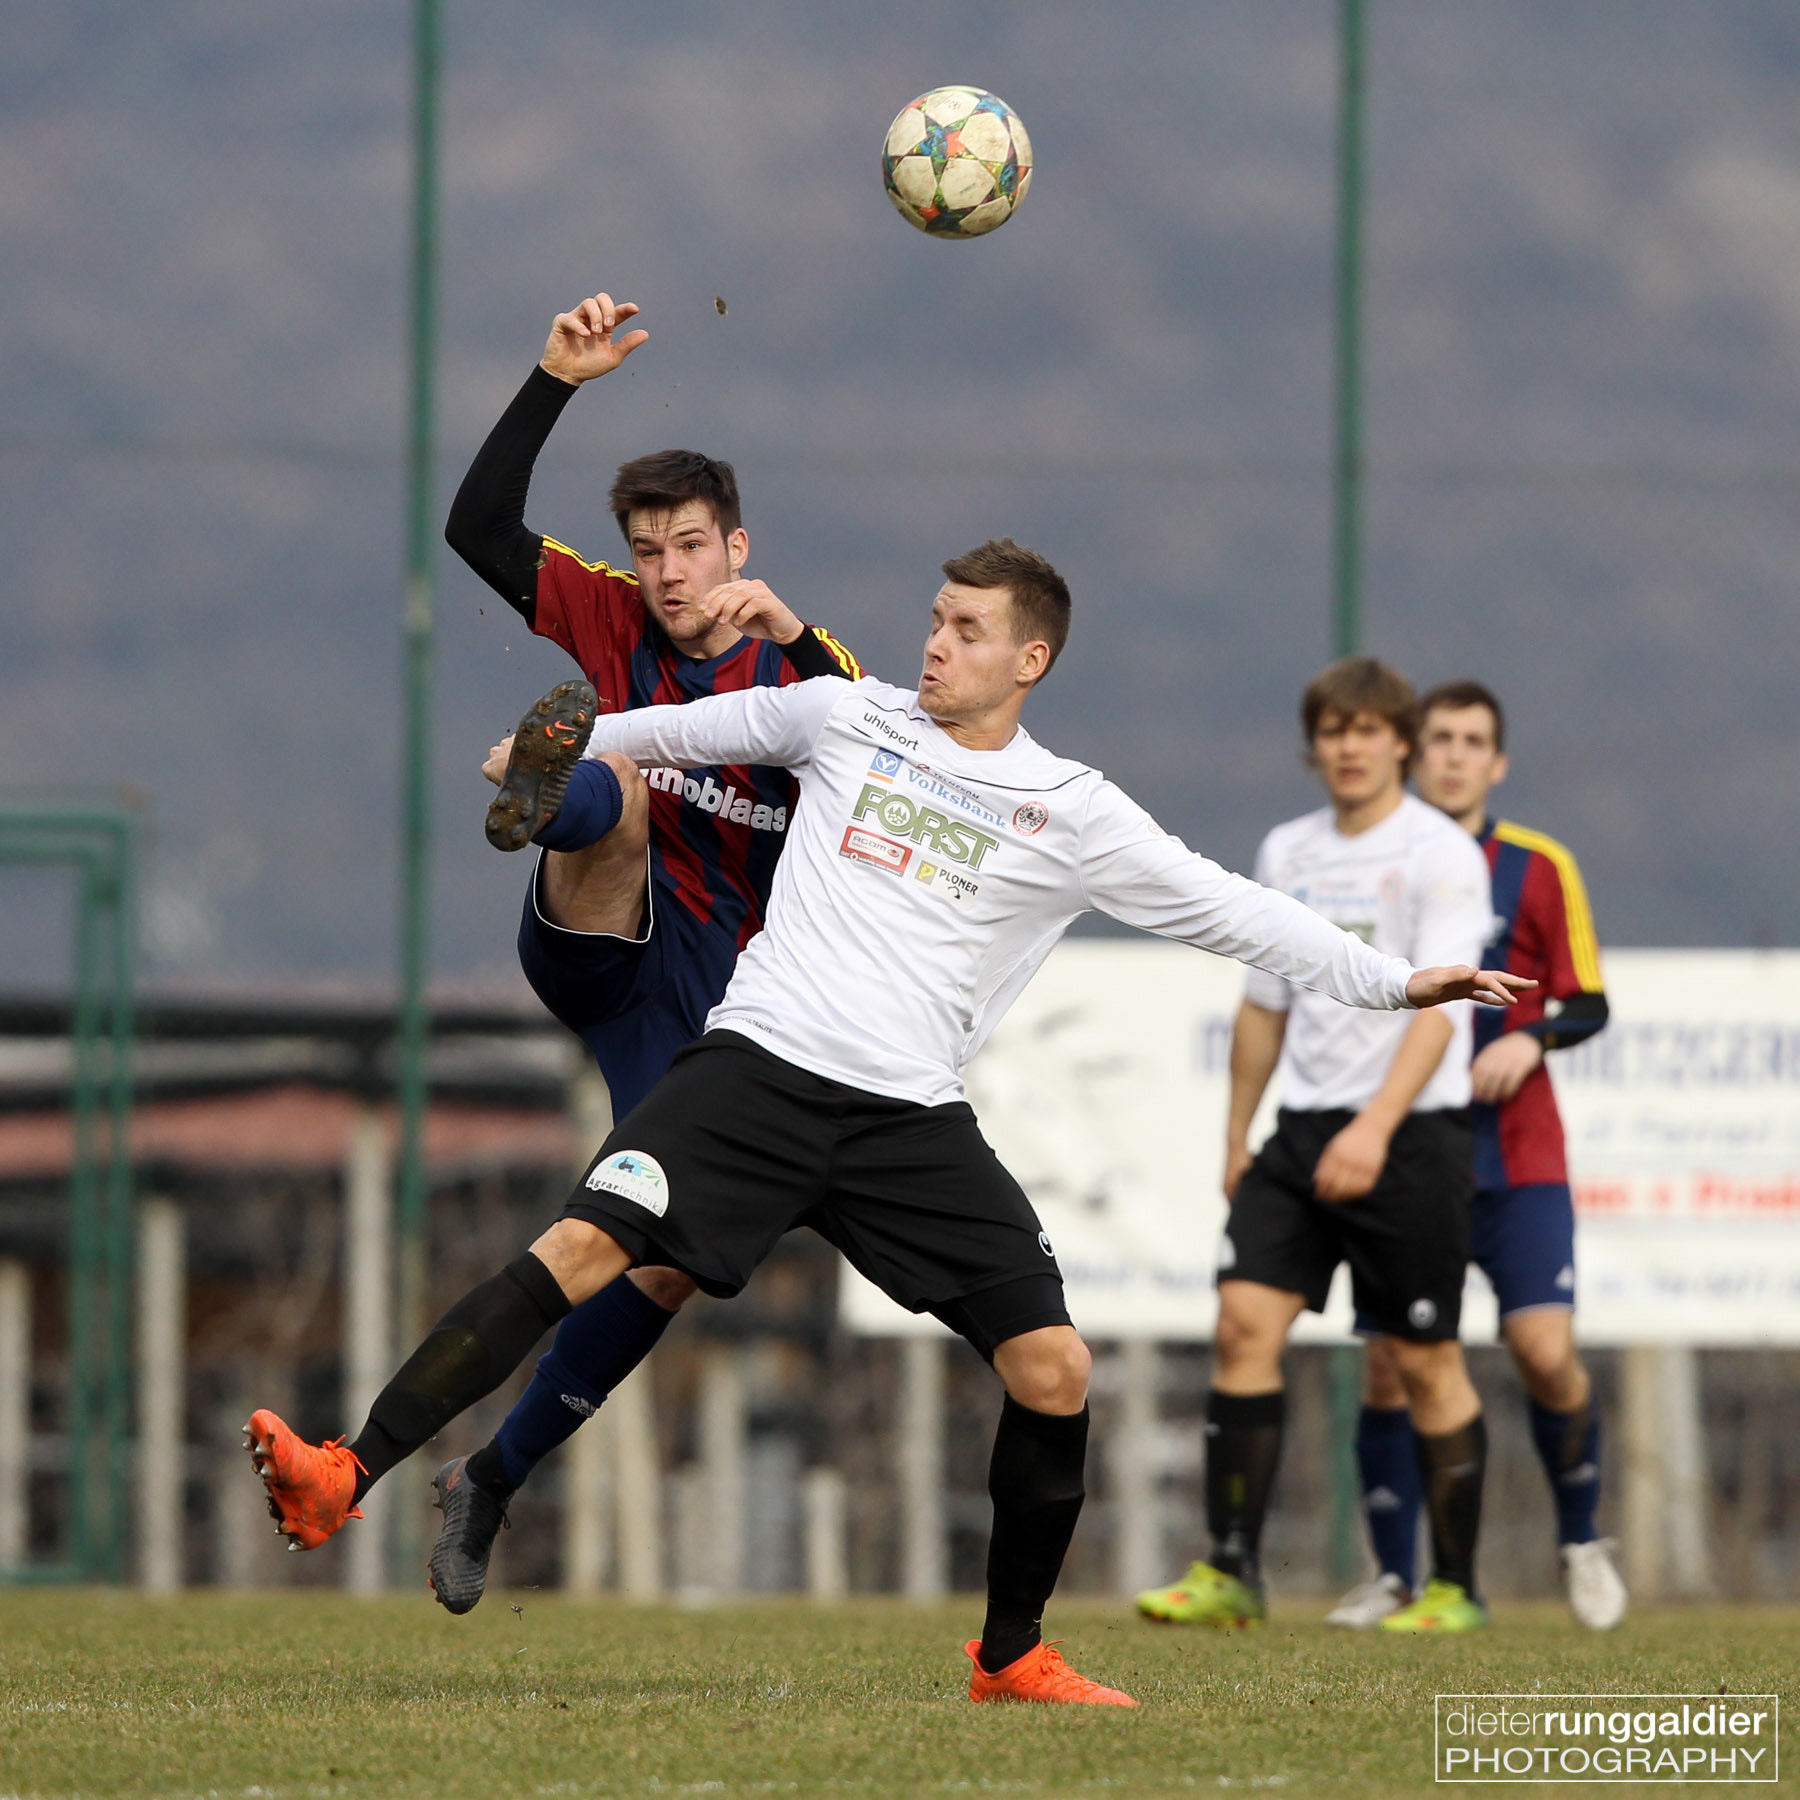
[395,0,441,1329]
[1327,0,1369,1589]
[1330,0,1367,661]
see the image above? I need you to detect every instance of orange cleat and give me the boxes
[964,1639,1139,1708]
[244,1408,365,1551]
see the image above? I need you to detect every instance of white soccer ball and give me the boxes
[881,87,1033,239]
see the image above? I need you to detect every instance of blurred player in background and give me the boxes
[1330,680,1623,1631]
[1137,658,1498,1635]
[245,546,1529,1706]
[436,290,859,1609]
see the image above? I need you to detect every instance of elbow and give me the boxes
[443,494,478,563]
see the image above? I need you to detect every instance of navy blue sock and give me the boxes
[490,1274,675,1489]
[1528,1397,1601,1545]
[1356,1404,1421,1587]
[532,757,624,852]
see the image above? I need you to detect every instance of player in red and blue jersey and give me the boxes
[1336,680,1626,1632]
[424,290,861,1608]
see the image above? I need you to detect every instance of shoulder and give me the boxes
[1492,818,1586,884]
[1260,805,1333,860]
[538,538,642,594]
[994,726,1096,795]
[1402,796,1486,868]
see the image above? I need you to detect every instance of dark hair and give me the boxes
[1419,678,1506,752]
[1301,656,1419,766]
[610,449,742,543]
[938,537,1072,678]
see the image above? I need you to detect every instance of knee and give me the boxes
[529,1217,629,1304]
[1516,1341,1583,1405]
[1385,1337,1457,1395]
[1214,1300,1276,1373]
[598,752,649,849]
[996,1327,1091,1415]
[1363,1337,1407,1409]
[629,1265,696,1310]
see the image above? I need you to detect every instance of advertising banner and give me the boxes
[840,945,1800,1344]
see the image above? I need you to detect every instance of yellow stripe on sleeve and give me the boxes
[810,626,864,678]
[1494,820,1604,991]
[539,537,640,585]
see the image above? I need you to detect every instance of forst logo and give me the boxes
[851,783,1001,871]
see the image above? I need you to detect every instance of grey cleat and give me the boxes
[427,1455,512,1615]
[484,680,598,852]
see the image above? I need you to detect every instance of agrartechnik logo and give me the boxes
[1435,1694,1779,1783]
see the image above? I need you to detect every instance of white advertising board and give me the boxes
[840,945,1800,1345]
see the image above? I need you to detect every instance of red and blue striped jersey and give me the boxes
[532,537,862,950]
[1473,818,1608,1189]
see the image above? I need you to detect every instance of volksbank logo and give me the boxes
[851,783,1001,871]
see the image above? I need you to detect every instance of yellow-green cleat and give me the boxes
[1378,1578,1490,1633]
[1134,1560,1265,1628]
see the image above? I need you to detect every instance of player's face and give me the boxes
[1414,704,1508,820]
[1310,708,1409,808]
[918,583,1045,722]
[627,501,749,644]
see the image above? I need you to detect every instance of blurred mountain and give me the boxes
[3,0,1797,992]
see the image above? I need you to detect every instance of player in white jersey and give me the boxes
[1136,658,1498,1635]
[246,549,1526,1707]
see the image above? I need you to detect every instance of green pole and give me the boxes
[0,814,134,1584]
[1330,0,1366,660]
[393,0,441,1575]
[395,0,440,1315]
[1328,0,1369,1589]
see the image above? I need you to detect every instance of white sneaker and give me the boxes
[1562,1539,1627,1630]
[1325,1571,1411,1628]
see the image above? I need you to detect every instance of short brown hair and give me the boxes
[1301,657,1418,765]
[939,537,1072,678]
[1420,679,1506,752]
[610,449,742,543]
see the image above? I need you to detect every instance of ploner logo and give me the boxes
[1435,1695,1778,1782]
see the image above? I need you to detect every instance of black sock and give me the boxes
[347,1254,571,1501]
[978,1398,1088,1674]
[1416,1413,1487,1595]
[464,1440,514,1500]
[1205,1388,1285,1588]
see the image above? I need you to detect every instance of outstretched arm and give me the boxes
[1080,784,1532,1012]
[583,676,847,776]
[443,292,650,621]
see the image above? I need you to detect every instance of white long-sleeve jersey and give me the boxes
[583,677,1418,1107]
[1242,796,1492,1112]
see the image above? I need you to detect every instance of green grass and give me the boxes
[0,1591,1793,1799]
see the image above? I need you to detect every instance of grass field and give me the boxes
[1,1591,1793,1799]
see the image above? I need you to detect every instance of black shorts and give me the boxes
[560,1031,1071,1360]
[1220,1107,1473,1342]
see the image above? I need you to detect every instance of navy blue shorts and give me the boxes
[1353,1179,1577,1333]
[1471,1181,1577,1317]
[517,853,739,1118]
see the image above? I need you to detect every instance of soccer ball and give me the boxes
[881,87,1033,239]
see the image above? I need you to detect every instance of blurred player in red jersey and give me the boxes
[250,291,863,1615]
[1330,679,1625,1631]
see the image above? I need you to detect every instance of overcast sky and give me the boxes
[4,0,1799,995]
